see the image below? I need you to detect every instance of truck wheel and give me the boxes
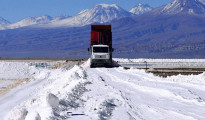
[106,64,113,68]
[90,64,95,68]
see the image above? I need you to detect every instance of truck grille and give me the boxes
[95,55,107,59]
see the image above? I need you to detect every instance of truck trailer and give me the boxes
[88,25,114,68]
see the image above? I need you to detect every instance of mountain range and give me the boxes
[0,0,205,58]
[0,4,150,30]
[0,15,72,30]
[112,0,205,58]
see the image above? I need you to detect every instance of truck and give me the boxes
[88,25,114,68]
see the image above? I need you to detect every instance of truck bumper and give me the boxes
[91,59,112,67]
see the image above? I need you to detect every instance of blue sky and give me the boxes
[0,0,172,22]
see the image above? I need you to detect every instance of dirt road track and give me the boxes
[0,78,30,97]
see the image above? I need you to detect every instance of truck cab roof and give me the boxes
[92,45,109,47]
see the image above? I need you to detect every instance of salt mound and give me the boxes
[0,62,31,79]
[25,112,41,120]
[46,93,59,108]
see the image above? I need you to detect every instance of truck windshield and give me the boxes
[93,47,109,53]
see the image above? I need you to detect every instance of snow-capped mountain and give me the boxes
[47,4,133,27]
[159,0,205,15]
[0,17,10,25]
[130,3,153,15]
[6,15,53,29]
[0,4,133,30]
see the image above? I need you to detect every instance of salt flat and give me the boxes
[0,59,205,120]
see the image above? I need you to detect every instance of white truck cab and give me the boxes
[90,44,112,67]
[91,45,110,60]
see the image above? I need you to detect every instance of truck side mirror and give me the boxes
[88,48,90,51]
[112,48,114,52]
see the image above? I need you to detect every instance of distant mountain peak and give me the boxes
[161,0,205,15]
[19,15,53,25]
[78,3,133,23]
[5,15,53,30]
[95,4,119,9]
[130,3,153,15]
[48,3,133,27]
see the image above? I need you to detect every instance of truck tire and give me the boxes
[90,64,95,68]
